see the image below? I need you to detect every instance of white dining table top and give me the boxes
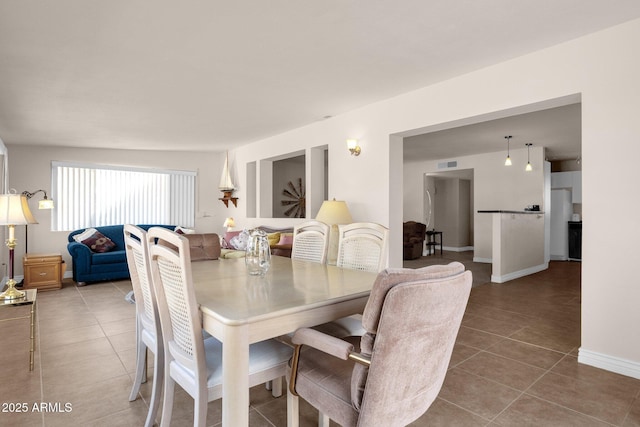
[191,255,378,326]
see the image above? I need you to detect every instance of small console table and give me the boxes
[0,289,37,371]
[425,230,443,255]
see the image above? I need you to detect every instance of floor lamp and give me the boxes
[0,193,37,300]
[21,189,54,254]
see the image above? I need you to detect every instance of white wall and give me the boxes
[229,19,640,376]
[5,145,230,276]
[404,148,545,260]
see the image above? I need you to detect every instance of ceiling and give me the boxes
[1,1,639,153]
[404,103,582,162]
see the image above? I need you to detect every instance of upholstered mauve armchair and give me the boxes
[286,262,472,427]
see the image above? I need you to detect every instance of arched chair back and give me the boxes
[336,222,389,273]
[291,220,330,263]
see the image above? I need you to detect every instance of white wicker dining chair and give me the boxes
[291,220,330,264]
[147,226,292,427]
[124,224,163,427]
[336,222,389,273]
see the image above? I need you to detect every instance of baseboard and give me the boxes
[473,257,492,263]
[443,246,474,252]
[550,254,568,261]
[491,262,548,283]
[578,348,640,380]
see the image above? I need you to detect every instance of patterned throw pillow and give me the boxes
[222,231,241,249]
[229,229,250,250]
[74,228,117,253]
[174,226,195,235]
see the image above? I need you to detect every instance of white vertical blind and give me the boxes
[52,162,195,231]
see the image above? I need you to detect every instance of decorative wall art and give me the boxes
[281,178,305,218]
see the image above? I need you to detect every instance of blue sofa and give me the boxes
[67,224,176,285]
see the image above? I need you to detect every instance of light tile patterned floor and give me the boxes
[1,254,639,426]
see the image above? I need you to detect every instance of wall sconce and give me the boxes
[504,135,512,166]
[525,143,533,171]
[223,217,235,231]
[347,139,361,156]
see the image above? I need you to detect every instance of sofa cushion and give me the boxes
[185,234,221,261]
[266,232,281,246]
[75,228,117,253]
[91,250,126,265]
[278,233,294,245]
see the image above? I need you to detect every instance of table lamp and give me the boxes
[0,193,37,300]
[315,199,353,265]
[223,217,235,231]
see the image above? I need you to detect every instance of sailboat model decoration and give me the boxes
[218,152,238,208]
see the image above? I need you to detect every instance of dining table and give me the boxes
[191,255,379,427]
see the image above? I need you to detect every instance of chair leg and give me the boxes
[144,349,163,427]
[159,371,175,427]
[194,392,208,427]
[287,387,299,427]
[129,339,146,401]
[271,376,283,397]
[318,412,330,427]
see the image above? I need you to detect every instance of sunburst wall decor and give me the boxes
[281,178,306,218]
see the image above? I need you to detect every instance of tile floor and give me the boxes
[1,253,639,426]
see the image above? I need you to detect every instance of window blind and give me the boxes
[51,161,196,231]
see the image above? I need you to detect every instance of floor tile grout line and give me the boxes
[435,396,494,425]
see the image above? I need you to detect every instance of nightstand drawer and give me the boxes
[23,253,63,291]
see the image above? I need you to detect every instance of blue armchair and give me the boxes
[67,224,176,285]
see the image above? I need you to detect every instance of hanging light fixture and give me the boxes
[525,143,533,171]
[504,135,512,166]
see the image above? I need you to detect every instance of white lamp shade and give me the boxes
[38,198,55,209]
[0,194,37,226]
[223,217,235,228]
[315,200,353,225]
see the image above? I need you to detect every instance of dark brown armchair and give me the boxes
[286,262,472,427]
[403,221,426,260]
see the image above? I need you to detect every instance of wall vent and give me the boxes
[437,161,458,169]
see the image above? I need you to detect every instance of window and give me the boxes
[51,161,196,231]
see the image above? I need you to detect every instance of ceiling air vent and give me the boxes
[437,161,458,169]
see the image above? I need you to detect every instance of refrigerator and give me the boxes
[550,189,572,260]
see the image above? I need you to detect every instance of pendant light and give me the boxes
[525,143,533,171]
[504,135,512,166]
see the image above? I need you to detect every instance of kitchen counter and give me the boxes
[478,210,544,214]
[480,210,547,283]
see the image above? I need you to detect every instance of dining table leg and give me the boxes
[222,323,250,427]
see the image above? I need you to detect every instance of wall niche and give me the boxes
[272,155,306,218]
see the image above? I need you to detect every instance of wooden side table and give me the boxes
[425,230,443,256]
[23,253,65,291]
